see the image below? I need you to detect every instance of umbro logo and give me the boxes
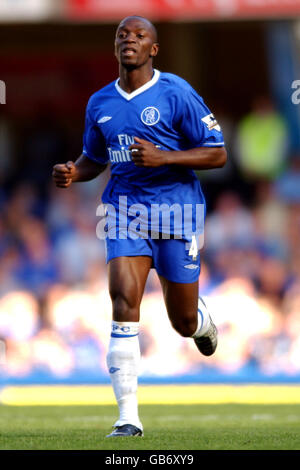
[184,264,199,270]
[98,116,112,124]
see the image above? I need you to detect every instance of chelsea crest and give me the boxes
[141,106,160,126]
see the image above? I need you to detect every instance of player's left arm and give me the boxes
[130,87,227,169]
[129,137,227,169]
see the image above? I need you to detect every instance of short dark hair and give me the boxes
[117,16,158,42]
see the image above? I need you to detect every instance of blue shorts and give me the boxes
[105,235,201,283]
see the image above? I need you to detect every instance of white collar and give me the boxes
[115,69,160,101]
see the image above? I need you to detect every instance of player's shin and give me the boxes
[106,321,142,430]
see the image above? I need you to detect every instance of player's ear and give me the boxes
[150,42,159,58]
[114,40,119,61]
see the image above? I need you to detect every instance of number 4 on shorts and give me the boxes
[188,235,199,260]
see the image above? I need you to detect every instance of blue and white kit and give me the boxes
[82,69,225,283]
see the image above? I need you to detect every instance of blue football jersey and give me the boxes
[82,69,225,237]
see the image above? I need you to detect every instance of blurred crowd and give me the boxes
[0,95,300,382]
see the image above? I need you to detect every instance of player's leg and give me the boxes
[153,237,217,355]
[106,255,152,437]
[158,275,217,355]
[108,255,152,322]
[158,277,199,337]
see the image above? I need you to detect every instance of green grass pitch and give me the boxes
[0,404,300,450]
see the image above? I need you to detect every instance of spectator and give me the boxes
[204,191,256,254]
[235,96,289,180]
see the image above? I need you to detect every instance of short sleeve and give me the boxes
[82,101,108,164]
[178,87,225,148]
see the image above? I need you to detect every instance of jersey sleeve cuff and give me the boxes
[201,142,225,147]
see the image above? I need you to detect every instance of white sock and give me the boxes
[106,321,142,430]
[191,297,211,338]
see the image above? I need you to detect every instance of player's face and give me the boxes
[115,18,158,68]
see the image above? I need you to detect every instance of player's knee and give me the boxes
[111,293,139,322]
[170,315,197,338]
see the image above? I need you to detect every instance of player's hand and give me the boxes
[52,161,77,188]
[129,137,167,167]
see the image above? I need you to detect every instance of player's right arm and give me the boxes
[53,91,110,189]
[52,154,107,189]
